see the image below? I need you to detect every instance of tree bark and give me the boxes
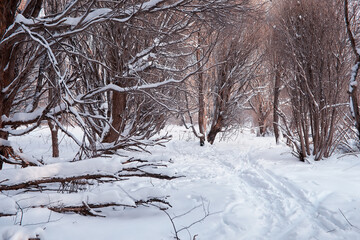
[46,61,60,157]
[196,34,206,146]
[273,67,281,144]
[0,0,21,169]
[207,57,231,145]
[258,115,267,137]
[48,120,59,158]
[102,89,127,143]
[207,115,223,145]
[198,71,206,146]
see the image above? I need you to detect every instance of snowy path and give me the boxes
[219,153,342,239]
[160,134,360,240]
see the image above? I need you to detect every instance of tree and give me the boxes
[207,23,261,144]
[0,0,43,168]
[179,1,261,145]
[272,0,349,161]
[248,76,273,137]
[344,0,360,143]
[179,28,217,146]
[264,4,285,143]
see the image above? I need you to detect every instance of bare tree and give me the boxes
[272,0,349,160]
[42,0,69,158]
[207,16,261,144]
[179,28,217,146]
[344,0,360,143]
[179,2,262,145]
[0,0,43,168]
[264,6,285,143]
[248,77,273,137]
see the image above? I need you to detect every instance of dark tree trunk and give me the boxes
[207,61,230,145]
[102,90,127,143]
[258,118,267,137]
[49,121,59,158]
[0,0,21,169]
[207,115,223,145]
[46,58,60,158]
[196,36,206,146]
[273,67,281,144]
[47,90,59,158]
[0,0,44,167]
[198,73,206,146]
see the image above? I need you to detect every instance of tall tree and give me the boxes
[0,0,43,168]
[207,24,260,144]
[179,1,260,145]
[272,0,349,160]
[344,0,360,143]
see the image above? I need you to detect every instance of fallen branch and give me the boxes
[0,158,178,191]
[0,156,177,219]
[1,191,172,217]
[0,213,15,217]
[0,171,175,191]
[49,198,171,217]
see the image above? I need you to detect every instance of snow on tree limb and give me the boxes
[0,187,172,217]
[0,154,176,217]
[0,157,178,191]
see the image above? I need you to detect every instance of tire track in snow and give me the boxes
[165,141,358,239]
[216,149,351,239]
[250,159,350,234]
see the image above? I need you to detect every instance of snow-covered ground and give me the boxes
[1,126,360,240]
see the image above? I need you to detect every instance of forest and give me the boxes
[1,0,360,239]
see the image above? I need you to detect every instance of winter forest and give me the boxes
[1,0,360,239]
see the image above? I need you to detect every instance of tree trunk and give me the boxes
[0,53,15,168]
[102,90,127,143]
[48,120,59,158]
[207,115,223,145]
[46,59,60,158]
[257,101,270,137]
[273,67,281,144]
[198,72,206,146]
[258,116,267,137]
[0,125,8,170]
[196,34,206,146]
[0,0,21,169]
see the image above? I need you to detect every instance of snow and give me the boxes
[2,107,46,124]
[1,126,360,239]
[349,62,360,93]
[141,0,164,10]
[0,196,17,216]
[15,14,36,25]
[63,8,112,27]
[2,226,44,240]
[0,139,11,147]
[84,78,181,99]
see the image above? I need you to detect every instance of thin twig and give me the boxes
[339,208,360,230]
